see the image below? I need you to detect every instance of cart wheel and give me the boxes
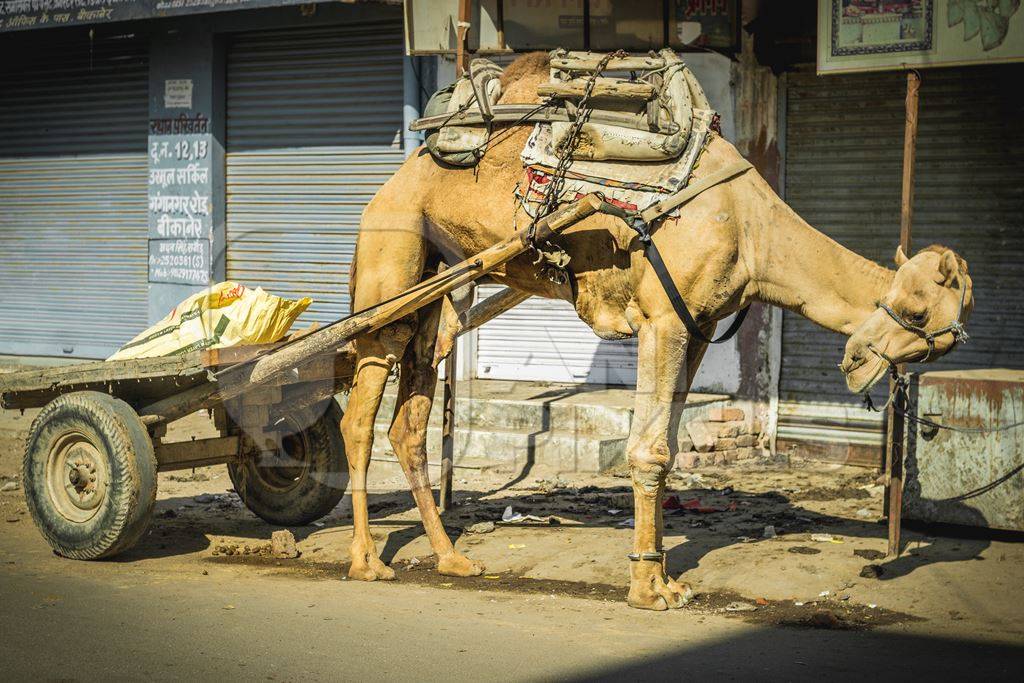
[22,391,158,560]
[228,399,347,526]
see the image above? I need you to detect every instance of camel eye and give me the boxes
[908,312,927,326]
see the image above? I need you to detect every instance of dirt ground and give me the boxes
[2,406,1023,651]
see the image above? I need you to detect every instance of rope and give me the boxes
[863,369,1024,434]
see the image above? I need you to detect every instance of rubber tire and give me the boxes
[22,391,158,560]
[228,399,348,526]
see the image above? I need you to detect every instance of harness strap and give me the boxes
[618,159,755,346]
[644,237,750,345]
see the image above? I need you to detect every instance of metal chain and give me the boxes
[527,50,628,248]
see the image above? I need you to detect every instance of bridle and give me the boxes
[875,268,971,363]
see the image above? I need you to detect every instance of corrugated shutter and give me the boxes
[779,65,1024,452]
[0,36,149,359]
[475,284,638,384]
[225,21,405,323]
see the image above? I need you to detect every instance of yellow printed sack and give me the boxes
[108,282,311,361]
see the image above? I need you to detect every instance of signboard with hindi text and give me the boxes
[147,113,214,286]
[818,0,1024,74]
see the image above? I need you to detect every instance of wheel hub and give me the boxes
[46,433,108,523]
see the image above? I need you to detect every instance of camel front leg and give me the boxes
[626,316,696,610]
[389,299,484,577]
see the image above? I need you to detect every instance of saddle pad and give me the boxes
[519,108,716,216]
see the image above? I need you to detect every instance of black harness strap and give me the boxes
[647,238,749,345]
[596,158,755,346]
[635,225,749,345]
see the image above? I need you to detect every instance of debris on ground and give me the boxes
[500,506,565,525]
[194,493,216,504]
[810,609,844,629]
[167,471,211,483]
[763,525,777,539]
[466,521,496,534]
[724,601,758,612]
[810,533,843,543]
[854,549,885,561]
[860,564,885,579]
[617,517,635,528]
[271,530,300,559]
[1,481,19,492]
[212,541,270,557]
[788,546,821,555]
[662,495,736,513]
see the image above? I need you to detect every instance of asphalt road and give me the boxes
[2,550,1023,682]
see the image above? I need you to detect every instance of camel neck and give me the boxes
[746,195,894,335]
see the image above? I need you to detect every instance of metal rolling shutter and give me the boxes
[0,36,149,359]
[225,21,405,324]
[475,284,638,385]
[779,65,1024,456]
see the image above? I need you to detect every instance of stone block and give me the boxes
[713,450,737,465]
[718,421,742,438]
[677,436,694,452]
[685,420,715,452]
[676,452,702,469]
[734,446,756,461]
[736,434,757,448]
[271,530,299,559]
[707,406,745,422]
[716,437,737,450]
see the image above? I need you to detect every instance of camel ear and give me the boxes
[937,249,959,287]
[894,245,909,267]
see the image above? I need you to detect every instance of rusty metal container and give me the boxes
[904,369,1024,531]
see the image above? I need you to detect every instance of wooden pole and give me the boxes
[456,0,471,77]
[439,345,456,512]
[886,69,920,558]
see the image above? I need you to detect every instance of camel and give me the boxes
[339,53,973,610]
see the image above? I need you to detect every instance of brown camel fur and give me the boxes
[340,53,973,610]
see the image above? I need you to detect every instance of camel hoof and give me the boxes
[627,575,692,611]
[348,556,396,582]
[437,552,486,577]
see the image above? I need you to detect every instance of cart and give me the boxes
[0,196,603,559]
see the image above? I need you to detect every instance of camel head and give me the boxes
[840,245,973,393]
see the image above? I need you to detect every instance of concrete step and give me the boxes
[375,387,633,436]
[371,422,628,473]
[359,379,728,473]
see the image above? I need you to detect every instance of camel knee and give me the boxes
[379,316,417,349]
[627,442,672,494]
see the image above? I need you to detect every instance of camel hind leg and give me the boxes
[387,297,485,577]
[341,204,427,581]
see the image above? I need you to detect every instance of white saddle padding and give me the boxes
[548,49,710,162]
